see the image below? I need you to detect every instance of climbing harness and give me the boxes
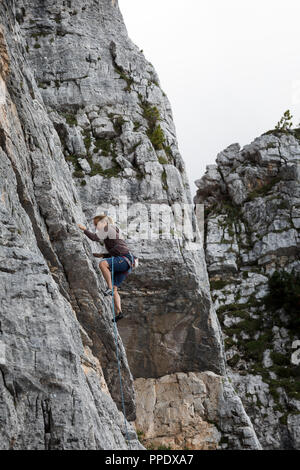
[111,257,131,448]
[121,252,138,276]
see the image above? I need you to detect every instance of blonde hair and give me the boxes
[93,214,114,226]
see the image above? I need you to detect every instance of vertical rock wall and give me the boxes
[20,0,225,380]
[0,0,261,449]
[0,0,141,450]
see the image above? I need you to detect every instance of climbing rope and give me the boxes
[111,257,131,449]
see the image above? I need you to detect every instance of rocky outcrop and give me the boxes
[135,372,260,450]
[0,0,261,449]
[195,131,300,449]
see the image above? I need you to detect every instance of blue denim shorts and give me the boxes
[104,256,130,287]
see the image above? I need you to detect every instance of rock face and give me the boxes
[20,0,225,380]
[135,371,260,450]
[0,0,261,449]
[0,0,141,450]
[195,132,300,449]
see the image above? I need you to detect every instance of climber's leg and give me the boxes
[113,286,121,314]
[99,260,112,289]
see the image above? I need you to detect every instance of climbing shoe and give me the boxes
[104,288,113,296]
[112,313,124,323]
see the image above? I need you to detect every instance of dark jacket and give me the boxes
[84,225,129,257]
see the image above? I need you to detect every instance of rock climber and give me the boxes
[78,214,137,323]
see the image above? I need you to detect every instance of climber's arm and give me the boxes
[83,229,101,242]
[78,223,101,242]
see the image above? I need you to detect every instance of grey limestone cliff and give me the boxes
[0,0,261,450]
[0,0,141,449]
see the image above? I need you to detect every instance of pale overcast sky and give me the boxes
[119,0,300,194]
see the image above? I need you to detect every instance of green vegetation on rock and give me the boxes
[148,124,165,150]
[62,112,78,127]
[133,121,141,132]
[264,110,294,136]
[112,116,125,135]
[93,137,117,157]
[216,270,300,402]
[139,100,165,150]
[88,161,121,178]
[161,169,168,190]
[114,65,133,92]
[210,279,230,290]
[82,129,92,151]
[275,110,293,132]
[158,155,168,165]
